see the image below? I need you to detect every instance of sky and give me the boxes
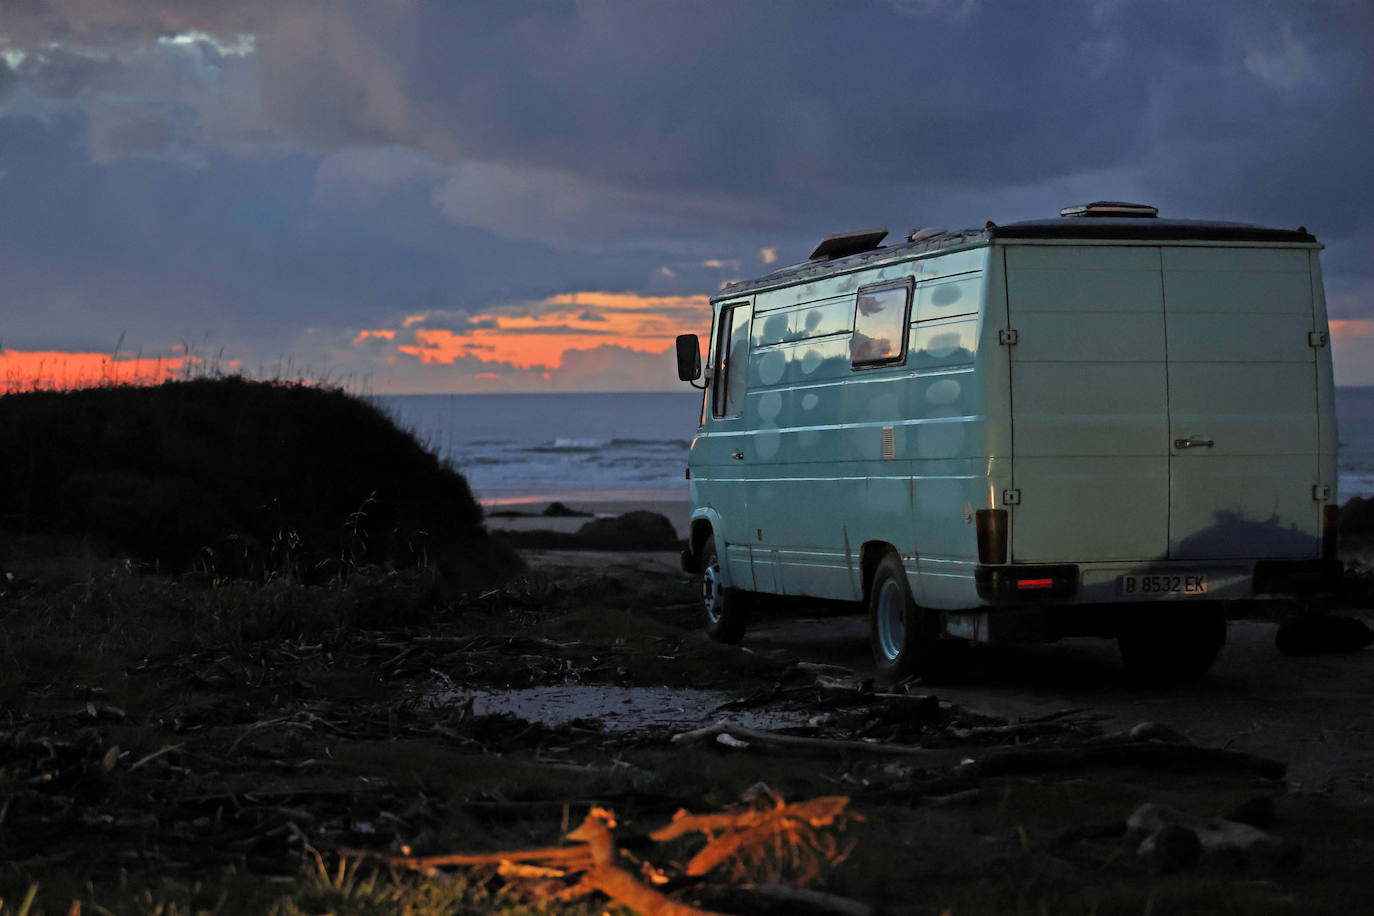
[1,0,1372,393]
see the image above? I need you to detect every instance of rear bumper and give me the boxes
[1253,558,1342,596]
[974,564,1079,600]
[974,558,1342,604]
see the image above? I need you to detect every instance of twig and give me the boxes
[670,723,950,760]
[127,743,185,772]
[745,882,874,916]
[972,743,1287,780]
[361,844,593,871]
[650,797,851,843]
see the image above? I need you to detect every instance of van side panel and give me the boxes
[1004,246,1172,563]
[740,248,995,603]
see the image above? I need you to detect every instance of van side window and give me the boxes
[851,280,913,368]
[711,302,752,418]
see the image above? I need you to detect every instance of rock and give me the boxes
[1139,823,1203,873]
[1225,796,1278,829]
[543,501,591,517]
[1276,615,1374,655]
[1338,495,1374,537]
[1127,802,1300,873]
[576,511,681,551]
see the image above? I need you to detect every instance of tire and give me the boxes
[869,552,939,682]
[1118,609,1226,679]
[699,539,748,644]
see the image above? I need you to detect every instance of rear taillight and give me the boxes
[976,509,1008,564]
[1323,504,1340,560]
[1016,578,1054,590]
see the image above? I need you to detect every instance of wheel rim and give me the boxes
[702,560,723,623]
[875,579,906,661]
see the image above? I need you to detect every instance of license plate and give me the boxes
[1119,573,1208,596]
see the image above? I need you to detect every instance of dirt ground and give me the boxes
[3,545,1374,915]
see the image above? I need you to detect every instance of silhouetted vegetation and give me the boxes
[0,377,516,585]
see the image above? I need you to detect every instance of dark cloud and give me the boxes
[0,59,16,104]
[20,46,124,98]
[1,0,1372,386]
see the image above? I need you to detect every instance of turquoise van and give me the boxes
[675,202,1339,680]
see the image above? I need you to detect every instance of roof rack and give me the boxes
[809,228,887,261]
[1060,201,1158,219]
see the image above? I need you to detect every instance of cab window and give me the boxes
[711,302,752,418]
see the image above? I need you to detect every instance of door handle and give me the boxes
[1174,437,1215,450]
[731,450,745,460]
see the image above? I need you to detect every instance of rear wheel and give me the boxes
[699,539,747,644]
[870,553,939,682]
[1118,609,1226,679]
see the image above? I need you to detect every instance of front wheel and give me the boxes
[699,539,748,644]
[870,552,939,682]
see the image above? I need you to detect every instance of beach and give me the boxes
[479,486,692,539]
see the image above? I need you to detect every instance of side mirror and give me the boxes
[675,334,702,382]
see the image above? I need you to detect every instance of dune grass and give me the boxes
[0,377,516,586]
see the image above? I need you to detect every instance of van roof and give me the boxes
[715,217,1318,301]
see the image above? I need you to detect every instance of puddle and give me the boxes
[420,684,807,732]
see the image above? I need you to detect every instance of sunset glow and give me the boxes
[386,291,710,372]
[1330,319,1374,341]
[0,349,187,394]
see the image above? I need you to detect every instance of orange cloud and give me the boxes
[1329,319,1374,385]
[352,329,397,342]
[391,291,712,372]
[0,349,187,394]
[1330,319,1374,341]
[400,326,655,369]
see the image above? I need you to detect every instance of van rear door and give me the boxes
[1163,247,1322,559]
[1004,243,1323,566]
[1003,246,1171,563]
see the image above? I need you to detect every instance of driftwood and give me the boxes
[651,796,853,878]
[670,722,950,761]
[358,795,856,916]
[739,882,874,916]
[559,810,727,916]
[972,741,1286,780]
[380,842,593,874]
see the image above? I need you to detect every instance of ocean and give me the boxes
[378,392,702,504]
[377,388,1374,504]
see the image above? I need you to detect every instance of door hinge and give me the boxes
[1002,488,1022,506]
[1309,330,1329,348]
[999,328,1019,346]
[1313,484,1331,501]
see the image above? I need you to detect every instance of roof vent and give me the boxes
[907,227,947,243]
[1060,201,1158,219]
[809,228,887,261]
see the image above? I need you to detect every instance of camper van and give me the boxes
[674,202,1339,679]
